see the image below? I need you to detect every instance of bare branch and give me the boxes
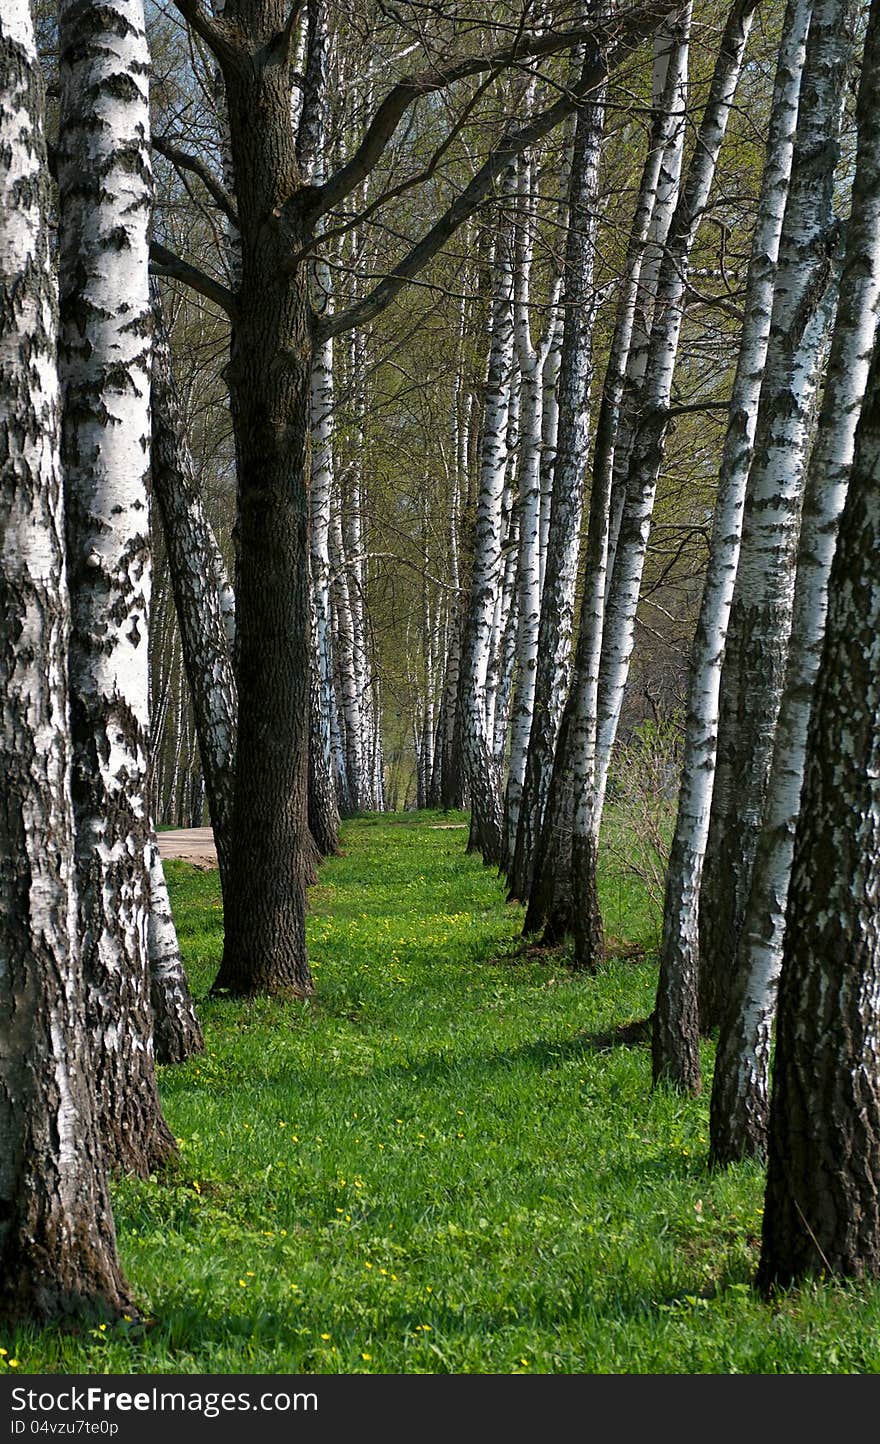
[153,135,239,227]
[302,2,677,222]
[149,241,238,320]
[316,45,615,341]
[170,0,245,71]
[290,70,497,265]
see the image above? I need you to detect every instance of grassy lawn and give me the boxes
[7,811,880,1374]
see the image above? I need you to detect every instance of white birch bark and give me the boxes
[509,71,605,903]
[58,0,175,1173]
[594,1,760,900]
[330,481,367,811]
[504,149,562,866]
[655,0,811,1083]
[538,313,564,594]
[711,5,880,1162]
[757,285,880,1289]
[523,24,691,941]
[606,9,692,586]
[484,375,520,744]
[698,0,851,1039]
[460,172,516,862]
[147,832,204,1064]
[0,0,130,1317]
[150,282,237,901]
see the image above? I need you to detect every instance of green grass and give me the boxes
[7,810,880,1374]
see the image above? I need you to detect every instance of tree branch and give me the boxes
[300,1,676,223]
[149,242,238,320]
[170,0,246,71]
[290,70,497,265]
[153,135,239,227]
[316,39,621,342]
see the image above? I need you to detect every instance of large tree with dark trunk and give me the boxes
[155,0,676,996]
[0,0,132,1321]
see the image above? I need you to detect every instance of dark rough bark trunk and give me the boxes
[758,327,880,1292]
[58,0,176,1176]
[210,21,314,997]
[0,8,132,1322]
[150,283,238,901]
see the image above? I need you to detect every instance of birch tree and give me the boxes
[150,283,238,897]
[697,0,851,1037]
[523,17,690,941]
[652,0,810,1086]
[503,149,562,868]
[0,0,131,1319]
[58,0,176,1172]
[459,176,516,864]
[573,0,759,978]
[710,0,880,1162]
[757,317,880,1291]
[508,65,605,903]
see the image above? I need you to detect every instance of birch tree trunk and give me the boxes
[570,0,759,986]
[697,0,850,1036]
[757,319,880,1290]
[302,4,343,844]
[150,284,238,896]
[147,833,205,1063]
[710,4,880,1163]
[330,483,367,812]
[653,0,810,1088]
[509,70,605,903]
[459,176,516,864]
[0,0,132,1320]
[58,0,176,1173]
[503,139,564,868]
[524,15,691,941]
[606,11,691,580]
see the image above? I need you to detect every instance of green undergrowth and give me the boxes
[9,810,880,1374]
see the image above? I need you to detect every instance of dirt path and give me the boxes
[156,827,217,869]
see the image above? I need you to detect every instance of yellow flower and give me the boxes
[238,1279,247,1287]
[320,1334,331,1341]
[0,1348,7,1356]
[9,1360,19,1368]
[361,1353,372,1362]
[364,1262,373,1269]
